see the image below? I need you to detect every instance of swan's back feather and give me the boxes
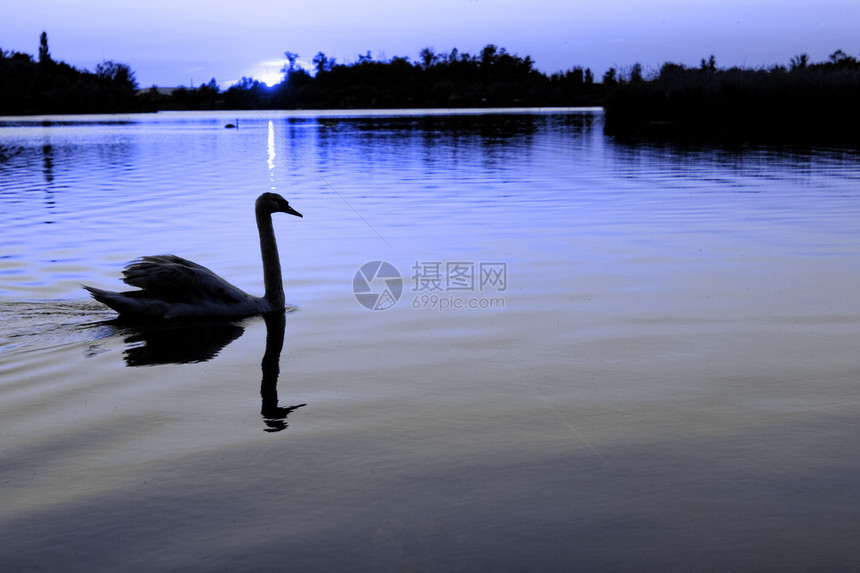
[121,255,248,304]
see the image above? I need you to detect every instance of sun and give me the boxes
[250,59,286,87]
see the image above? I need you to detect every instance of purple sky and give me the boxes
[3,0,859,88]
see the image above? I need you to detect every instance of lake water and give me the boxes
[1,109,860,571]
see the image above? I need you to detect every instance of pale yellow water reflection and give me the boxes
[1,110,859,571]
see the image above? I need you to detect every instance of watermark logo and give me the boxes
[354,260,507,311]
[412,261,507,293]
[353,260,403,311]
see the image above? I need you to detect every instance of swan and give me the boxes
[84,192,302,320]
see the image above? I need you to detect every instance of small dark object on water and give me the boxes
[225,119,238,129]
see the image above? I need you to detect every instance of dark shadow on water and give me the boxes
[111,318,245,366]
[103,312,305,432]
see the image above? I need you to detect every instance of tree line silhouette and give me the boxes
[1,32,138,114]
[1,33,602,114]
[144,45,602,111]
[604,51,860,142]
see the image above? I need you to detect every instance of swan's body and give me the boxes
[84,193,302,320]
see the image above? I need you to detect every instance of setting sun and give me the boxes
[249,59,286,86]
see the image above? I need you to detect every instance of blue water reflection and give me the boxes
[1,109,860,571]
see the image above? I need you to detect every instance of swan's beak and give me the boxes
[284,205,303,218]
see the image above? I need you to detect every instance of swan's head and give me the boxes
[257,192,302,218]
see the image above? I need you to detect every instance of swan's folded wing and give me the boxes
[121,255,249,303]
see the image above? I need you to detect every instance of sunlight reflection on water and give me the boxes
[1,109,860,570]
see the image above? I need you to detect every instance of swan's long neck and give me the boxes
[256,207,284,310]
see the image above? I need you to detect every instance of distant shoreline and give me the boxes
[0,106,603,120]
[4,34,860,144]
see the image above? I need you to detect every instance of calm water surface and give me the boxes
[2,109,860,571]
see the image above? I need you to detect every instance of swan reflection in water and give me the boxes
[104,311,306,432]
[258,312,306,432]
